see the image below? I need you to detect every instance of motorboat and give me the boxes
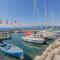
[22,31,45,44]
[0,42,24,59]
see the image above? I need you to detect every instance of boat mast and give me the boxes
[52,12,54,31]
[44,0,47,30]
[35,0,42,31]
[33,0,37,28]
[33,0,35,29]
[50,8,54,31]
[50,8,52,31]
[34,0,42,31]
[34,0,35,17]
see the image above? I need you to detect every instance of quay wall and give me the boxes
[34,37,60,60]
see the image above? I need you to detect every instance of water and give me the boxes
[0,32,55,60]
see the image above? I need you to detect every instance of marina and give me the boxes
[0,0,60,60]
[0,29,60,60]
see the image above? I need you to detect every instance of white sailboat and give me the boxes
[38,0,57,40]
[46,11,55,39]
[22,0,45,44]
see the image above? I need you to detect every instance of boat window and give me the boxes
[37,35,39,37]
[34,35,36,37]
[34,31,37,34]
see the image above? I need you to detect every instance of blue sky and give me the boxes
[0,0,60,26]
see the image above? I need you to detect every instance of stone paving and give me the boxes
[34,37,60,60]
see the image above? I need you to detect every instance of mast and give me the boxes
[33,0,36,29]
[52,12,54,31]
[50,8,54,31]
[44,0,47,30]
[33,0,36,27]
[34,0,35,17]
[35,0,42,31]
[50,8,52,31]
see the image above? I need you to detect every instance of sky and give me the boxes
[0,0,60,26]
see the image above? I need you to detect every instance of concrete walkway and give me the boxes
[34,37,60,60]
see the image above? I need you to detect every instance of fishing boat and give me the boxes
[0,42,24,59]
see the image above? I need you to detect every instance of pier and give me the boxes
[34,36,60,60]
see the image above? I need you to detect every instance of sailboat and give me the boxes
[36,0,57,40]
[22,0,45,44]
[42,9,57,40]
[45,11,55,39]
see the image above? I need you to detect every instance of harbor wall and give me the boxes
[34,37,60,60]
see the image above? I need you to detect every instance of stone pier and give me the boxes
[34,37,60,60]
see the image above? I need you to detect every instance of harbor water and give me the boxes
[0,32,56,60]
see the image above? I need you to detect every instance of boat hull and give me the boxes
[0,43,24,59]
[48,35,57,40]
[22,37,45,43]
[1,50,24,59]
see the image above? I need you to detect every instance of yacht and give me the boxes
[22,31,45,43]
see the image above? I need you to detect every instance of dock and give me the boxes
[34,36,60,60]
